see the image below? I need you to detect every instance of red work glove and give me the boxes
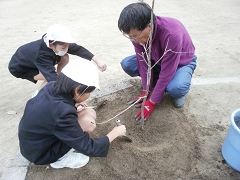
[127,90,150,105]
[135,99,156,121]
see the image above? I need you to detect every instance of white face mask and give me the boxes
[55,49,67,56]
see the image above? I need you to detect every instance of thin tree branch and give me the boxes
[139,0,155,129]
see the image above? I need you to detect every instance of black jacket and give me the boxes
[8,35,94,83]
[18,82,109,165]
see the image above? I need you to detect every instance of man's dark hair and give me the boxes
[53,73,95,98]
[118,2,156,33]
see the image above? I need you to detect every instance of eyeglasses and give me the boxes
[122,30,143,41]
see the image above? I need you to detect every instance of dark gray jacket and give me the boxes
[9,35,94,83]
[18,82,109,165]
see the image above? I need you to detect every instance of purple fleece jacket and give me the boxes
[133,16,195,104]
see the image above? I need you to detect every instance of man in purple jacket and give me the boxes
[118,2,197,120]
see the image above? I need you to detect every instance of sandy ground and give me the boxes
[0,0,240,179]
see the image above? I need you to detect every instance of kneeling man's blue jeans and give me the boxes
[120,55,197,98]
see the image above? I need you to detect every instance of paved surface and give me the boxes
[1,152,29,180]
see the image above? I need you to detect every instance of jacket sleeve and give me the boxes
[54,106,110,157]
[35,51,58,82]
[150,32,183,103]
[68,43,94,60]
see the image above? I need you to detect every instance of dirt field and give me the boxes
[25,81,240,179]
[1,0,240,179]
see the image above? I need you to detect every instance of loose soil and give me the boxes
[25,81,240,180]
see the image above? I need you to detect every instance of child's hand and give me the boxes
[96,60,107,72]
[112,125,126,137]
[107,125,126,143]
[91,56,107,72]
[75,102,87,112]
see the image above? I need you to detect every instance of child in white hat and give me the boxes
[8,24,107,96]
[18,59,125,169]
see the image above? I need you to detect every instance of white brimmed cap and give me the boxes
[62,59,100,90]
[44,24,77,47]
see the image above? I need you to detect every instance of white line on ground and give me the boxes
[192,76,240,85]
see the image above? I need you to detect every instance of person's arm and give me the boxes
[106,125,126,143]
[150,33,182,104]
[68,43,94,60]
[54,106,125,157]
[68,44,107,71]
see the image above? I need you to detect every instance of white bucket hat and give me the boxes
[62,59,100,90]
[44,24,77,47]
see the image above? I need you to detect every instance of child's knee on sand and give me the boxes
[77,108,96,133]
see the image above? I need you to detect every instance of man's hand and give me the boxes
[135,99,156,121]
[127,90,150,105]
